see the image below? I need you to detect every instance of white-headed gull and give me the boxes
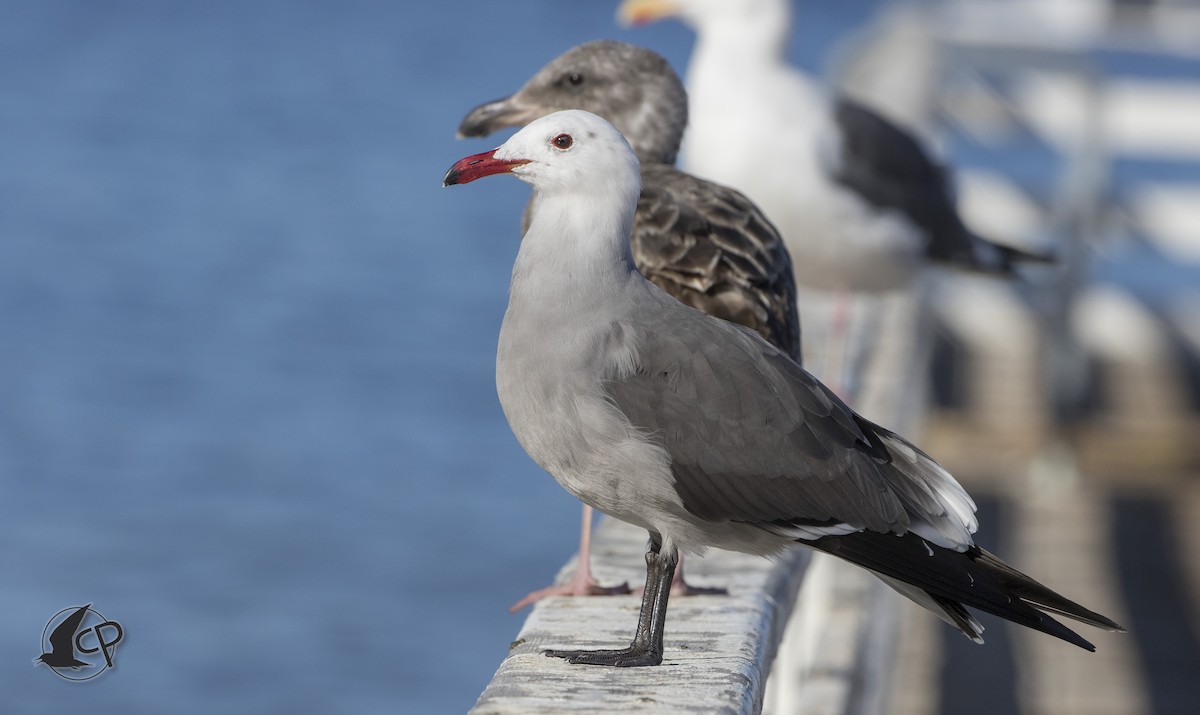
[619,0,1050,290]
[443,109,1120,666]
[459,40,800,610]
[620,0,1052,397]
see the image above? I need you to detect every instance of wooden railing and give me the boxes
[474,2,1200,711]
[471,518,897,714]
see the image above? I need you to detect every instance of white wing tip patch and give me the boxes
[765,521,862,541]
[881,431,980,550]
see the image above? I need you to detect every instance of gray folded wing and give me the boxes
[606,309,975,547]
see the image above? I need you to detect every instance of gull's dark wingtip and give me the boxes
[811,531,1126,652]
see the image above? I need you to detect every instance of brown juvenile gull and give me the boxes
[443,110,1121,666]
[459,40,800,610]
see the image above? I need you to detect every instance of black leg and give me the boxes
[545,533,677,667]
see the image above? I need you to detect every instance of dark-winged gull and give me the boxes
[459,40,800,610]
[443,110,1121,666]
[619,0,1052,396]
[619,0,1050,290]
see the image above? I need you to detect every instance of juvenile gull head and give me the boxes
[457,40,688,166]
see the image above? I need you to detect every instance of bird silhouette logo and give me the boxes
[36,604,123,681]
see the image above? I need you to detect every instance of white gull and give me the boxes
[619,0,1051,293]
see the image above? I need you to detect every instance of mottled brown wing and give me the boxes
[633,164,801,362]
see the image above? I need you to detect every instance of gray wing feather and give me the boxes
[606,308,967,539]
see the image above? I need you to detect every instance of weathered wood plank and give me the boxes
[472,518,811,715]
[763,555,899,715]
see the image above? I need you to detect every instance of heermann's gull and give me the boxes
[443,110,1121,666]
[458,40,800,610]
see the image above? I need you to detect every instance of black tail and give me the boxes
[993,240,1056,271]
[963,233,1057,277]
[927,224,1057,277]
[810,530,1124,651]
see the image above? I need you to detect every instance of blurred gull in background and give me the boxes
[619,0,1051,399]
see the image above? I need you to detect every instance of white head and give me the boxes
[444,109,641,200]
[619,0,791,48]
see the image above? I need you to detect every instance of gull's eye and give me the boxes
[567,72,584,86]
[551,133,573,150]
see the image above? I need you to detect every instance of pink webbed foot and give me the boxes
[667,574,728,597]
[510,503,632,613]
[509,566,631,613]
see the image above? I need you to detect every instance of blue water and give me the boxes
[2,1,1193,713]
[0,1,875,711]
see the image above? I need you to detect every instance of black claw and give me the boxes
[545,647,663,667]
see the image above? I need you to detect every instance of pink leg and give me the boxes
[509,504,631,613]
[825,290,855,405]
[633,551,728,597]
[666,552,728,596]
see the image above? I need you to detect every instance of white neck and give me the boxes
[684,3,812,130]
[689,2,791,76]
[509,184,640,314]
